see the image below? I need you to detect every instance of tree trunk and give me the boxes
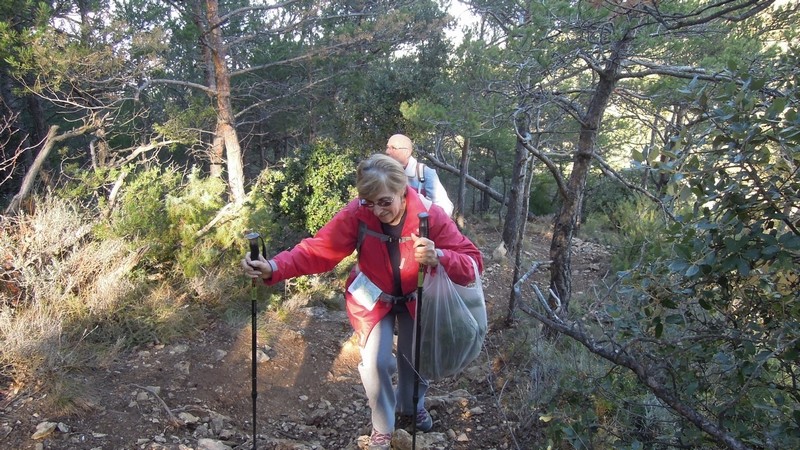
[507,155,536,325]
[205,0,246,205]
[210,121,225,178]
[502,112,532,252]
[547,31,634,322]
[455,137,470,229]
[192,0,224,178]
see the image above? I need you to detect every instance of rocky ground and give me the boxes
[1,224,610,450]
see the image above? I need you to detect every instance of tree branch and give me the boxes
[5,120,101,215]
[590,153,676,221]
[516,290,754,450]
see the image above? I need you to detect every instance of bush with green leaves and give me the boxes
[528,171,560,216]
[534,52,800,449]
[165,168,231,278]
[268,139,357,236]
[97,165,251,279]
[582,169,638,226]
[99,165,182,266]
[605,62,800,447]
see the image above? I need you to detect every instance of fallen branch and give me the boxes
[5,121,102,216]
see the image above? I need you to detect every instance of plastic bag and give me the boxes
[418,257,486,381]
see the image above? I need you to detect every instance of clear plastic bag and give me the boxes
[418,257,486,381]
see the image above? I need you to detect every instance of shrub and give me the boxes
[528,171,560,216]
[270,139,357,236]
[99,165,182,266]
[0,195,205,414]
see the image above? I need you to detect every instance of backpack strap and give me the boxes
[416,163,427,197]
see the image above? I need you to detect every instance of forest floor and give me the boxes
[1,219,611,450]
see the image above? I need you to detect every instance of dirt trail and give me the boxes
[1,225,609,449]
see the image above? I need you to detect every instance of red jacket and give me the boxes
[265,187,484,345]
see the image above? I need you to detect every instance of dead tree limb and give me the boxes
[5,121,100,216]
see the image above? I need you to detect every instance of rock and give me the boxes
[306,408,330,426]
[197,438,232,450]
[31,421,57,440]
[391,429,448,450]
[210,413,227,434]
[214,349,227,361]
[175,360,191,375]
[179,412,200,425]
[468,406,484,415]
[170,344,190,354]
[492,242,507,260]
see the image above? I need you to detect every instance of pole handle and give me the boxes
[418,212,429,239]
[245,231,262,266]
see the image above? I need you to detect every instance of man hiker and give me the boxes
[385,134,454,217]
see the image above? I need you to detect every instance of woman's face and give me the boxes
[360,189,406,225]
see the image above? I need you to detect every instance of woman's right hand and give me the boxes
[241,253,273,280]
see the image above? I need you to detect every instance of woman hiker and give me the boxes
[241,153,483,449]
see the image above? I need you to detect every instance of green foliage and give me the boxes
[96,166,244,279]
[57,165,120,209]
[165,169,228,278]
[514,335,672,450]
[99,166,182,266]
[528,171,559,216]
[268,139,357,236]
[609,56,800,447]
[582,170,637,222]
[585,194,670,272]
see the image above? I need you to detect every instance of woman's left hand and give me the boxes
[411,234,439,267]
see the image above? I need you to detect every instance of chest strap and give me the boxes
[356,221,413,252]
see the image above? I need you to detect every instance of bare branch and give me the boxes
[652,0,775,30]
[590,153,677,221]
[515,127,569,200]
[5,119,102,215]
[116,140,182,167]
[136,79,216,100]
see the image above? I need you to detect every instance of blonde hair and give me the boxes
[356,154,407,199]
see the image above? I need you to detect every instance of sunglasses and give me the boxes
[359,196,395,208]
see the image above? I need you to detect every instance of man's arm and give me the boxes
[424,167,454,217]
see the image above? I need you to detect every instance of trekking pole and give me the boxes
[411,212,429,450]
[245,231,264,450]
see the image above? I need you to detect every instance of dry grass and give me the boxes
[0,195,205,414]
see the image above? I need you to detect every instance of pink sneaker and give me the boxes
[368,429,392,450]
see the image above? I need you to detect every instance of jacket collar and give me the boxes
[404,155,418,177]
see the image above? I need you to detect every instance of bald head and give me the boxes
[385,134,413,167]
